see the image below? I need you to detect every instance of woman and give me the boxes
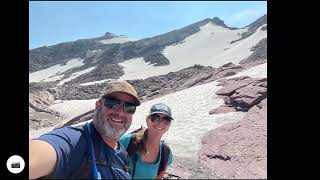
[119,103,173,179]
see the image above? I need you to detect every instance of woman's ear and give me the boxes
[146,116,151,126]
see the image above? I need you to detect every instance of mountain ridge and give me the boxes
[29,15,266,74]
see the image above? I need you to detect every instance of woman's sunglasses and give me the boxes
[102,96,137,114]
[150,114,172,123]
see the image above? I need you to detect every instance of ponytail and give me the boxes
[133,128,148,153]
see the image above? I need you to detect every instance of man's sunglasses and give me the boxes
[102,96,137,114]
[150,114,172,123]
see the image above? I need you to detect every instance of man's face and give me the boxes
[93,92,135,141]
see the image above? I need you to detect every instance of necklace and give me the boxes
[145,149,150,155]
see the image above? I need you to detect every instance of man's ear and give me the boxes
[96,100,102,109]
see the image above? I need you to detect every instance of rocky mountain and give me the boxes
[30,18,229,73]
[231,14,267,44]
[29,15,266,86]
[29,14,267,179]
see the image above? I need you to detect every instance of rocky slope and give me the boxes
[240,38,267,65]
[54,62,246,128]
[197,76,267,179]
[29,90,63,130]
[231,14,267,44]
[162,75,267,179]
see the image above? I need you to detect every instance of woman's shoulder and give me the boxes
[118,133,133,149]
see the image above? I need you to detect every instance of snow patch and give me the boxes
[124,81,245,158]
[29,58,84,83]
[225,62,267,79]
[57,66,96,85]
[99,36,139,44]
[50,99,98,120]
[119,58,176,80]
[80,79,111,86]
[119,23,266,80]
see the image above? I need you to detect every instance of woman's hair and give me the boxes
[133,127,148,153]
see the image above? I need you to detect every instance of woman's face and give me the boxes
[146,113,172,135]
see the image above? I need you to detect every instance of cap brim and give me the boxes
[129,95,140,106]
[149,112,173,120]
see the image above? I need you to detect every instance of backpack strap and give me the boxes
[68,123,94,178]
[126,133,138,177]
[157,141,171,175]
[126,133,137,157]
[87,123,130,174]
[86,123,102,179]
[70,123,129,179]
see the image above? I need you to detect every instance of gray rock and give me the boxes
[245,14,267,31]
[144,53,170,66]
[63,64,124,85]
[240,38,267,64]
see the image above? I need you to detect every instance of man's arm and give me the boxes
[29,140,57,179]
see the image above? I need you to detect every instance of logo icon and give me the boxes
[11,162,20,168]
[7,155,25,174]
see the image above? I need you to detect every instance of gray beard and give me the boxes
[93,109,127,141]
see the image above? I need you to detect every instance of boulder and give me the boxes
[214,77,267,111]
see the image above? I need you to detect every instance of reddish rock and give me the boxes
[214,77,267,112]
[230,83,267,111]
[200,99,267,179]
[164,156,220,179]
[216,81,252,96]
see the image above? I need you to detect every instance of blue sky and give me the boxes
[29,1,267,49]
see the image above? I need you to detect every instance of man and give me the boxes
[29,80,140,179]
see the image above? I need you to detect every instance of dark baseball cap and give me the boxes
[148,103,173,120]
